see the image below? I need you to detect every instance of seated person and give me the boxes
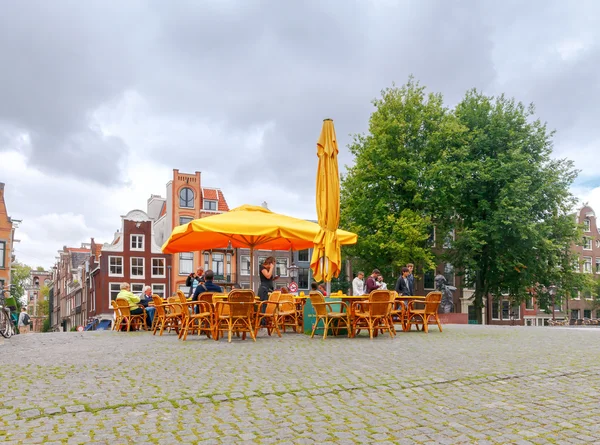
[116,283,145,328]
[280,286,290,294]
[318,283,328,296]
[192,269,223,312]
[138,285,156,327]
[311,282,323,295]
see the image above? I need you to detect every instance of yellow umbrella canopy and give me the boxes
[162,204,357,288]
[310,119,341,282]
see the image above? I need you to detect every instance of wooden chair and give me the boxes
[115,298,147,332]
[405,291,443,333]
[176,290,187,303]
[277,293,301,333]
[215,290,256,342]
[255,291,282,337]
[352,290,394,339]
[388,291,404,334]
[308,291,351,339]
[152,295,180,336]
[110,300,122,331]
[180,301,214,341]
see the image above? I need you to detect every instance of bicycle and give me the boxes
[0,292,16,338]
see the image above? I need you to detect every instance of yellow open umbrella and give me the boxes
[162,204,357,289]
[310,119,341,282]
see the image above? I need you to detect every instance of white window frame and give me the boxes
[212,253,224,276]
[131,257,144,278]
[152,258,166,278]
[179,252,193,275]
[583,218,591,232]
[240,255,250,276]
[443,229,455,249]
[203,200,218,211]
[109,282,121,303]
[276,257,289,277]
[0,240,5,268]
[204,252,210,270]
[240,282,250,289]
[152,284,165,298]
[130,234,144,251]
[583,256,592,274]
[131,283,144,295]
[596,239,600,249]
[583,237,592,250]
[596,257,600,274]
[108,256,124,277]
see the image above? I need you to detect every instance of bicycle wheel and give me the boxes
[0,309,8,338]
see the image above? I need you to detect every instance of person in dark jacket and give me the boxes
[186,267,204,298]
[395,267,413,296]
[192,270,223,300]
[365,269,380,294]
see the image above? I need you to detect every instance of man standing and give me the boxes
[186,267,205,298]
[406,263,415,293]
[395,267,413,296]
[352,271,365,296]
[18,307,31,334]
[365,269,380,294]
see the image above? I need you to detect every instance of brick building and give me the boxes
[86,209,171,323]
[25,269,52,332]
[0,182,20,292]
[148,169,232,295]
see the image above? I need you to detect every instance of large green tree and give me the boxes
[10,262,31,305]
[437,91,579,322]
[340,79,463,280]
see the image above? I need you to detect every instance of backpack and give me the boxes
[22,313,31,326]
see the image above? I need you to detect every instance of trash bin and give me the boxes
[303,297,348,336]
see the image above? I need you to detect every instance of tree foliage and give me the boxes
[10,262,31,305]
[341,79,580,323]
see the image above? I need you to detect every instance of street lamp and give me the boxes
[289,262,299,283]
[549,285,557,321]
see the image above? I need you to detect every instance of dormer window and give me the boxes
[584,218,591,232]
[179,187,194,208]
[204,200,217,211]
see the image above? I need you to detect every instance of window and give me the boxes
[492,301,500,320]
[597,239,600,248]
[131,258,144,277]
[204,200,217,211]
[427,226,435,245]
[212,253,224,277]
[572,289,580,300]
[276,258,289,277]
[298,268,309,289]
[423,270,435,289]
[583,237,592,250]
[240,255,250,276]
[443,229,454,248]
[298,249,309,262]
[584,309,592,319]
[444,263,455,287]
[179,187,194,208]
[596,258,600,273]
[109,283,121,301]
[583,257,592,274]
[584,218,591,232]
[109,256,123,276]
[240,282,250,289]
[0,241,5,268]
[130,234,144,251]
[226,254,232,278]
[179,216,193,226]
[179,252,193,275]
[152,284,165,298]
[152,258,165,277]
[571,309,580,320]
[204,252,210,270]
[501,301,510,319]
[131,283,144,294]
[526,296,534,310]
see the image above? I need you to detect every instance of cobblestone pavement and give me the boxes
[1,325,600,444]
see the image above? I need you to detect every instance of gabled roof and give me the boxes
[201,187,230,212]
[71,251,90,269]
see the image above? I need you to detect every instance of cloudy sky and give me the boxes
[1,0,599,268]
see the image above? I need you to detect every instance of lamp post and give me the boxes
[289,262,299,290]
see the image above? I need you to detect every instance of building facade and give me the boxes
[26,270,52,332]
[86,210,172,322]
[148,169,232,295]
[0,182,20,292]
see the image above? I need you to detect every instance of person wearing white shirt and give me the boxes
[377,275,387,290]
[352,271,365,296]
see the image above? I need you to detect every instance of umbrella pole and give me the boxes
[250,246,255,293]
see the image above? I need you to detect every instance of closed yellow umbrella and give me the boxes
[162,204,356,289]
[310,119,341,282]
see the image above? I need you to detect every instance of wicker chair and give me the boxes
[277,293,301,333]
[405,291,442,333]
[215,290,256,342]
[110,300,122,331]
[255,291,282,337]
[152,295,180,336]
[308,291,351,339]
[352,290,394,339]
[115,298,147,332]
[180,300,214,341]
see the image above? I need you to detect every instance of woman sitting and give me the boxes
[116,283,144,316]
